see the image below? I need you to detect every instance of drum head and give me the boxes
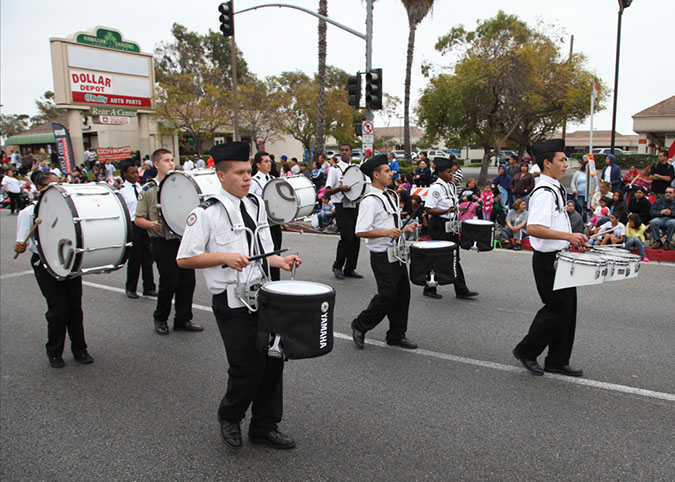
[262,280,334,295]
[558,252,606,264]
[592,247,638,259]
[342,166,370,201]
[35,186,78,279]
[159,172,201,236]
[411,240,456,249]
[263,178,299,224]
[463,219,494,226]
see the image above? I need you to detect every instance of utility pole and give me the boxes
[365,0,373,122]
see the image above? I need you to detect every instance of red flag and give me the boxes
[668,139,675,160]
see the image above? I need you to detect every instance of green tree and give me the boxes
[400,0,436,162]
[238,78,285,150]
[0,114,30,140]
[30,91,66,127]
[418,11,607,184]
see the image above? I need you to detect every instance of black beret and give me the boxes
[360,153,388,178]
[433,157,453,171]
[531,139,565,164]
[210,141,250,164]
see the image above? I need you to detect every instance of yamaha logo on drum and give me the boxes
[321,301,329,313]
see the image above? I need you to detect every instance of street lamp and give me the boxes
[610,0,633,154]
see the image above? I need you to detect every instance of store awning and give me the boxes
[4,133,56,145]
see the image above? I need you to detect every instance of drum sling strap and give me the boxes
[529,184,572,236]
[363,189,401,228]
[430,179,458,222]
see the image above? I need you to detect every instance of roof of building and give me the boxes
[633,95,675,118]
[374,126,425,139]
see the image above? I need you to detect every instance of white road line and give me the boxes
[0,270,34,280]
[6,275,675,403]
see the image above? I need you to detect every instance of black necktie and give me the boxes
[266,175,269,181]
[133,184,139,198]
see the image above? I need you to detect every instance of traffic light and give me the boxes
[354,122,362,136]
[218,2,234,38]
[365,68,382,110]
[347,74,361,107]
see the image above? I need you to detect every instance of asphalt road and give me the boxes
[1,206,674,481]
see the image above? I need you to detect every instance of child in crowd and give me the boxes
[588,197,610,226]
[409,194,428,237]
[590,212,625,246]
[480,182,495,220]
[624,213,649,261]
[458,197,477,221]
[318,195,335,230]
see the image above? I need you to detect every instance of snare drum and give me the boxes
[256,281,335,360]
[553,252,608,291]
[342,165,371,202]
[34,183,132,280]
[159,169,220,236]
[409,241,458,287]
[591,247,640,280]
[262,175,316,224]
[459,219,495,251]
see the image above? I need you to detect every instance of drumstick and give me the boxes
[290,253,299,280]
[13,218,42,259]
[220,248,290,268]
[589,226,619,239]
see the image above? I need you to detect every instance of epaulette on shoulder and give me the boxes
[198,198,218,210]
[141,181,156,192]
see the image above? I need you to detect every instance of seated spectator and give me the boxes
[413,160,432,187]
[410,194,428,236]
[398,190,412,219]
[628,185,652,225]
[510,161,535,203]
[141,160,156,184]
[480,182,495,220]
[624,213,649,262]
[299,162,311,179]
[621,164,639,187]
[629,166,652,192]
[648,186,675,249]
[589,180,612,214]
[499,198,528,250]
[458,198,478,221]
[311,160,326,189]
[317,196,335,229]
[461,178,480,203]
[588,197,611,227]
[567,200,584,234]
[610,190,627,224]
[401,173,413,192]
[590,213,625,246]
[280,162,293,177]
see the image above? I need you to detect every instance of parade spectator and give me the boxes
[510,161,535,203]
[529,161,541,185]
[458,197,478,221]
[506,154,519,179]
[141,160,157,184]
[590,212,625,246]
[624,213,649,261]
[311,160,326,189]
[610,190,627,224]
[649,150,675,196]
[648,186,675,249]
[388,152,399,181]
[413,160,432,187]
[480,182,495,220]
[570,157,597,216]
[499,198,528,249]
[600,154,622,192]
[492,164,511,211]
[567,201,584,234]
[92,162,105,182]
[398,190,412,219]
[453,164,464,185]
[622,164,639,187]
[183,156,195,172]
[195,155,206,169]
[280,161,293,177]
[317,195,335,229]
[628,185,652,225]
[290,157,300,175]
[299,162,311,179]
[629,165,652,192]
[461,178,480,203]
[588,197,611,227]
[589,181,612,213]
[103,160,115,181]
[1,168,24,214]
[401,173,413,192]
[50,161,63,180]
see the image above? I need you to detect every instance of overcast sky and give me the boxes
[1,0,673,138]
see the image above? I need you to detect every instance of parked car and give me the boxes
[351,149,363,161]
[417,149,448,160]
[592,148,633,155]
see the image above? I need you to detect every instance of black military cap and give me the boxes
[531,139,565,166]
[360,153,388,178]
[433,157,453,171]
[210,141,250,164]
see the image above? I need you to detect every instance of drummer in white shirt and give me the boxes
[513,139,590,378]
[183,156,195,172]
[350,154,419,350]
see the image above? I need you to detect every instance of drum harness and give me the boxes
[363,189,411,264]
[431,179,460,234]
[530,183,575,270]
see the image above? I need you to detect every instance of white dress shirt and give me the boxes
[119,179,141,221]
[355,187,398,253]
[325,161,350,204]
[2,175,22,193]
[183,160,195,172]
[177,188,274,295]
[250,172,272,196]
[16,203,39,255]
[424,179,457,220]
[527,174,571,252]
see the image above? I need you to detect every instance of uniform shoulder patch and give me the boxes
[197,198,218,210]
[186,212,198,226]
[141,181,155,192]
[433,190,440,198]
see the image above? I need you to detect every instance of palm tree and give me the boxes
[314,0,328,160]
[401,0,435,162]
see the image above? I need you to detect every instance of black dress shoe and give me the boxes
[249,430,296,449]
[173,321,204,332]
[332,267,345,280]
[352,327,365,349]
[154,320,169,335]
[387,337,418,349]
[423,289,443,299]
[343,270,363,279]
[49,356,65,368]
[143,290,158,297]
[456,291,479,299]
[126,290,139,299]
[545,364,584,377]
[219,418,242,449]
[512,348,544,376]
[74,351,94,364]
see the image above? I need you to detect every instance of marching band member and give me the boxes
[14,170,93,368]
[423,158,478,300]
[324,143,363,280]
[118,159,156,299]
[177,142,301,450]
[249,150,283,281]
[513,139,589,377]
[351,154,419,350]
[135,149,203,335]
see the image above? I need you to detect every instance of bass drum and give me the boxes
[256,281,335,360]
[262,175,316,224]
[34,183,132,280]
[342,165,371,202]
[159,169,220,236]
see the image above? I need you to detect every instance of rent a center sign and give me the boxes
[50,27,155,110]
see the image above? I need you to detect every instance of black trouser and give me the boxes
[270,224,282,281]
[212,291,283,434]
[150,237,195,325]
[126,225,155,293]
[425,216,469,295]
[7,192,23,214]
[515,250,577,365]
[352,252,410,342]
[31,254,87,358]
[333,203,360,273]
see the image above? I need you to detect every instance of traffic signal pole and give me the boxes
[365,0,373,122]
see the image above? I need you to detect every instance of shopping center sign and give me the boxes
[51,27,155,110]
